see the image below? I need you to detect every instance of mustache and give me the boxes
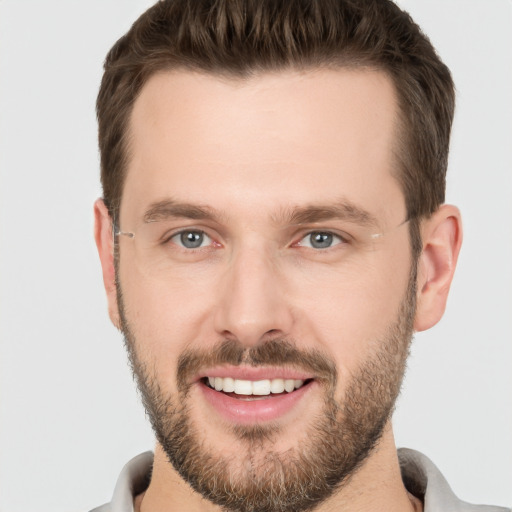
[176,338,337,393]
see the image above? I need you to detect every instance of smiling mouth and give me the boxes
[203,376,313,399]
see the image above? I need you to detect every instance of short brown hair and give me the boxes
[97,0,455,231]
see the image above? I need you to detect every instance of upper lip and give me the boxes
[194,365,314,383]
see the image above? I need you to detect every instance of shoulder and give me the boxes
[88,452,154,512]
[89,504,110,512]
[398,448,510,512]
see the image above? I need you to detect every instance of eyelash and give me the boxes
[161,228,350,251]
[294,231,348,250]
[162,229,216,249]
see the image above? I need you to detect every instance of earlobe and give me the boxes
[94,198,121,329]
[414,204,463,332]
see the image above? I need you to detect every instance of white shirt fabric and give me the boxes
[90,448,510,512]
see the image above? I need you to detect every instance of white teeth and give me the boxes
[234,379,253,395]
[222,377,235,393]
[284,379,295,393]
[207,377,306,395]
[252,380,271,395]
[270,379,285,394]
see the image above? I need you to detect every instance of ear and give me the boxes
[414,204,463,332]
[94,198,121,329]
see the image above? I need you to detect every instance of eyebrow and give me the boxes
[275,200,380,228]
[142,198,380,228]
[143,199,220,223]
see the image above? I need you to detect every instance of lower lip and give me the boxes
[199,380,314,424]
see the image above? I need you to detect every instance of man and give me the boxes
[91,1,508,511]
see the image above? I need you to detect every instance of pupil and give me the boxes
[311,232,332,248]
[181,231,203,248]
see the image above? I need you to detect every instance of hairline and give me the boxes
[117,61,412,217]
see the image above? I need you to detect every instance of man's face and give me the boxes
[116,69,415,510]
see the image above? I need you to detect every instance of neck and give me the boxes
[137,424,421,512]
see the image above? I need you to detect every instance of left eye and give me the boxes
[171,230,212,249]
[298,231,345,249]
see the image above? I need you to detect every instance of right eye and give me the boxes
[170,230,213,249]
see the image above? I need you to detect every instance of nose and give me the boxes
[214,245,294,347]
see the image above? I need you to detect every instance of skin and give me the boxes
[95,68,462,512]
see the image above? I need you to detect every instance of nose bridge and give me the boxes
[214,240,292,346]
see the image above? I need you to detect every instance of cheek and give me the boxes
[291,253,412,376]
[118,262,217,381]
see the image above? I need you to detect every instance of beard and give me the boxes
[117,274,416,512]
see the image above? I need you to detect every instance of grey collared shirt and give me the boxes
[90,448,510,512]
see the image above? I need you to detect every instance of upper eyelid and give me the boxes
[160,224,211,236]
[159,227,212,246]
[293,228,353,244]
[166,230,217,251]
[293,231,347,248]
[155,225,355,246]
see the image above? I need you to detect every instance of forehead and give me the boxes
[122,68,404,225]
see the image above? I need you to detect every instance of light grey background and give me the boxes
[0,1,510,511]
